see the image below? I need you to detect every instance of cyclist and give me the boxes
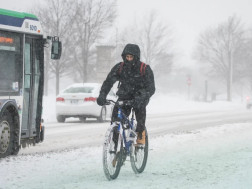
[97,43,155,145]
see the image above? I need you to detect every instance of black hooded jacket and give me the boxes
[99,44,155,102]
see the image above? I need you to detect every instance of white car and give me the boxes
[56,83,116,123]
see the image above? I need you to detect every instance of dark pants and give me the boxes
[111,104,146,133]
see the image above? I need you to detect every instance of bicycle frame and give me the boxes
[112,101,137,156]
[103,100,149,180]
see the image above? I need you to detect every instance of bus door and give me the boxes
[22,36,43,138]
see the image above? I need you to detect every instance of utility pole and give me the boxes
[229,49,233,101]
[204,80,208,102]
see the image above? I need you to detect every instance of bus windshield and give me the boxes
[0,31,21,94]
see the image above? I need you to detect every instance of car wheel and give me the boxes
[79,117,86,122]
[57,115,65,123]
[98,106,106,122]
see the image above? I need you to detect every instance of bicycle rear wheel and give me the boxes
[103,126,123,180]
[130,129,149,173]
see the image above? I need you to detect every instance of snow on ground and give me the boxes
[1,93,252,188]
[1,122,252,189]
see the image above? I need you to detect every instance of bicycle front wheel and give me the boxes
[103,126,123,180]
[130,129,149,174]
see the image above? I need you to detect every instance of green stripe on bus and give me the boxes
[0,8,38,19]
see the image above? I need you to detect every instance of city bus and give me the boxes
[0,8,61,158]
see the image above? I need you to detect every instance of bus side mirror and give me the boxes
[51,37,62,60]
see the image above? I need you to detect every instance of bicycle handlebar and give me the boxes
[105,99,134,106]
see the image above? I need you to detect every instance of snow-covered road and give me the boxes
[1,96,252,188]
[17,109,252,154]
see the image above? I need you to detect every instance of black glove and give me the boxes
[97,94,106,106]
[133,91,150,109]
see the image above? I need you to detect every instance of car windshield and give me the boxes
[63,86,94,93]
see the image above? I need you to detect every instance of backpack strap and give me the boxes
[118,62,124,74]
[117,62,124,88]
[140,62,147,76]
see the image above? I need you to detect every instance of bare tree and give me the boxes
[35,0,76,95]
[195,15,245,101]
[140,12,173,67]
[73,0,116,82]
[118,11,174,75]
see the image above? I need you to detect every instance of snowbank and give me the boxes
[147,93,245,114]
[42,93,246,123]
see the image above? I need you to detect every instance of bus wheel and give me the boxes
[0,112,14,158]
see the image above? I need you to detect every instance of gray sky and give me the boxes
[1,0,252,65]
[117,0,252,65]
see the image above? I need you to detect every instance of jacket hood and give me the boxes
[121,44,141,60]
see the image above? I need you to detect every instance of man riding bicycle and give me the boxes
[97,43,155,145]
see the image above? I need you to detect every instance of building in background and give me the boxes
[96,45,116,83]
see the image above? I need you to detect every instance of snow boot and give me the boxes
[136,130,145,145]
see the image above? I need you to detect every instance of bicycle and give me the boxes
[102,100,149,180]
